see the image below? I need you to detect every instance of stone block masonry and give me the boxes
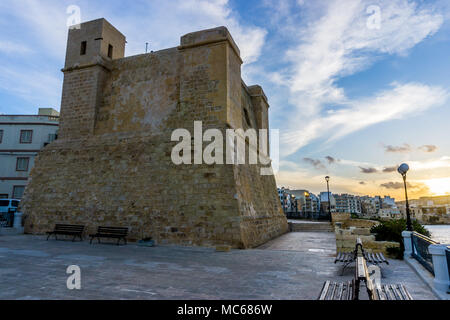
[20,18,288,248]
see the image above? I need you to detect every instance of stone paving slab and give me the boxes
[0,233,437,300]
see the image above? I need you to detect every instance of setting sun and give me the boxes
[424,177,450,196]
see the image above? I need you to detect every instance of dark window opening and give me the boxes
[16,157,30,171]
[80,41,87,55]
[12,186,25,199]
[20,130,33,143]
[108,44,113,58]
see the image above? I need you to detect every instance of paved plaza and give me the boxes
[0,232,437,299]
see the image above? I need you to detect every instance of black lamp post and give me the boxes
[325,176,332,222]
[398,163,413,232]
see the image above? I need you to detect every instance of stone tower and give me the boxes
[21,18,288,248]
[59,19,126,139]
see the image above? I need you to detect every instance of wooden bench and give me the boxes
[318,280,356,300]
[89,226,128,245]
[335,238,388,275]
[363,252,389,265]
[334,238,362,275]
[46,224,85,241]
[320,238,412,300]
[356,255,412,300]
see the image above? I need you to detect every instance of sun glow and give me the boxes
[424,177,450,196]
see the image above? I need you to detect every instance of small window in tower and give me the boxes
[108,44,113,58]
[80,41,87,55]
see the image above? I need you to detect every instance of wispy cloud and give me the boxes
[419,144,438,153]
[359,167,378,174]
[272,0,447,156]
[337,156,450,178]
[380,181,411,189]
[0,65,61,111]
[0,0,266,112]
[303,157,325,170]
[111,0,267,64]
[325,156,338,164]
[382,166,398,173]
[408,156,450,171]
[0,41,33,55]
[384,143,411,153]
[380,181,430,195]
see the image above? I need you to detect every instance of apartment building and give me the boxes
[0,108,59,199]
[334,193,362,214]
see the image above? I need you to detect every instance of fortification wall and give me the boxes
[21,20,288,248]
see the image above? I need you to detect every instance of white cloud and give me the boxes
[0,40,33,54]
[0,0,266,64]
[276,155,450,197]
[272,0,446,156]
[0,0,266,113]
[110,0,266,64]
[409,156,450,171]
[0,0,69,59]
[0,65,62,111]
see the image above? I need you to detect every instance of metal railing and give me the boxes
[411,231,439,275]
[446,247,450,293]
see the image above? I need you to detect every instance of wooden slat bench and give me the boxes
[363,252,389,265]
[375,284,413,300]
[89,226,128,245]
[334,251,356,275]
[320,238,412,300]
[318,280,355,300]
[334,238,363,275]
[357,255,412,300]
[46,224,85,241]
[335,237,388,275]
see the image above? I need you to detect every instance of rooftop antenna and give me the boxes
[145,42,148,53]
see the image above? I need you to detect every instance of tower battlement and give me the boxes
[64,18,126,69]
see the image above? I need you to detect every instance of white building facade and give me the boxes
[0,108,59,199]
[334,193,362,214]
[320,192,336,213]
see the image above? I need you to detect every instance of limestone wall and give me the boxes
[20,21,288,248]
[334,218,400,257]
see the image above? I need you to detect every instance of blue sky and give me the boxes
[1,0,449,200]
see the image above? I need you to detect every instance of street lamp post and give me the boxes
[325,176,332,222]
[398,163,413,232]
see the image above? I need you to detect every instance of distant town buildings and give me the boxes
[276,186,448,223]
[278,188,320,218]
[396,195,450,224]
[0,108,59,199]
[319,191,336,215]
[277,187,329,219]
[359,196,379,218]
[334,193,361,215]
